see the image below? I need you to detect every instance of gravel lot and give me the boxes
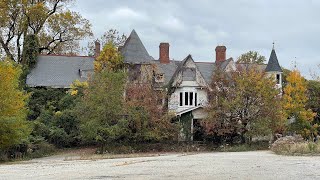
[1,151,320,180]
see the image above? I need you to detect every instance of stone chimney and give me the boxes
[159,42,170,64]
[94,40,101,58]
[215,45,227,63]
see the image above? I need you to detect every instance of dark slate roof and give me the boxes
[265,49,283,72]
[26,55,94,88]
[153,60,179,84]
[120,29,154,64]
[195,62,215,83]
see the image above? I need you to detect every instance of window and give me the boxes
[179,91,198,107]
[195,93,198,106]
[276,74,281,84]
[185,92,189,105]
[190,92,193,106]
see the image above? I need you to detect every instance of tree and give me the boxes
[306,80,320,126]
[0,60,30,150]
[203,66,283,144]
[237,51,266,64]
[0,0,92,62]
[125,83,178,142]
[282,70,316,139]
[77,71,128,146]
[94,42,124,72]
[87,29,127,56]
[22,34,39,68]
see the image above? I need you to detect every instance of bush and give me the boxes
[27,136,56,158]
[271,135,320,155]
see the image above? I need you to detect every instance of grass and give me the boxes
[216,141,269,152]
[271,141,320,156]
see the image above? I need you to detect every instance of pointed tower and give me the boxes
[265,43,283,89]
[120,29,154,64]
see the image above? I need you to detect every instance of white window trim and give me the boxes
[179,91,198,107]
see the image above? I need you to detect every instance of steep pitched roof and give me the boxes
[120,29,154,64]
[195,62,215,83]
[167,55,209,88]
[26,55,94,88]
[265,49,283,72]
[153,60,179,84]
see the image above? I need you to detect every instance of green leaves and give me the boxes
[237,51,266,64]
[77,71,127,144]
[204,67,282,142]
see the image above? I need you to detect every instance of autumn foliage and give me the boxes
[203,67,283,143]
[126,83,178,142]
[94,42,123,72]
[0,60,30,150]
[282,70,316,139]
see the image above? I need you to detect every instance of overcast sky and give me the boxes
[71,0,320,79]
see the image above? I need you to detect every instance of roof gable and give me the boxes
[169,55,208,88]
[265,49,283,72]
[121,29,154,64]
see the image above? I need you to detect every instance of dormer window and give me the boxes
[155,73,164,83]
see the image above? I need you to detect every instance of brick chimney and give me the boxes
[94,40,101,58]
[215,45,227,63]
[159,43,170,64]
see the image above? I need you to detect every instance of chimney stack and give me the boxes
[215,46,227,63]
[94,40,101,58]
[159,42,170,64]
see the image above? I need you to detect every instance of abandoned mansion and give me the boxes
[26,30,283,140]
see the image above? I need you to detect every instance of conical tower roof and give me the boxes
[265,47,283,72]
[120,29,154,64]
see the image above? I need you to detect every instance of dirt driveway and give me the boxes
[1,151,320,180]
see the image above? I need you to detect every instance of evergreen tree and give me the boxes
[22,34,39,68]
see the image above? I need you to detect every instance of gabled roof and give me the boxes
[195,62,215,83]
[153,60,180,84]
[265,48,283,72]
[120,29,154,64]
[26,55,94,88]
[167,55,209,88]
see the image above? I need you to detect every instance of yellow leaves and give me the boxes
[283,69,317,138]
[0,60,30,149]
[283,70,309,115]
[0,60,28,118]
[68,80,88,96]
[95,42,123,72]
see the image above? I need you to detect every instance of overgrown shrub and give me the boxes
[270,135,320,155]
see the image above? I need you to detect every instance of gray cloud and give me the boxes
[71,0,320,79]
